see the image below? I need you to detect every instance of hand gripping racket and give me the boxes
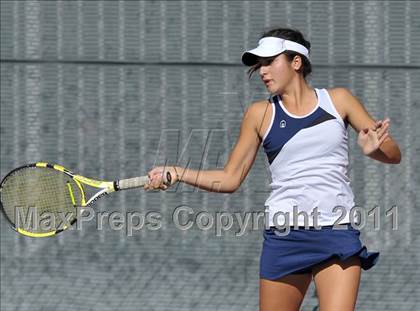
[0,162,153,238]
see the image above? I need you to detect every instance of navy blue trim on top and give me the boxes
[263,95,336,164]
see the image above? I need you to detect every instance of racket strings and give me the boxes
[0,167,83,233]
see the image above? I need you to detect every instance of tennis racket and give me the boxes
[0,162,163,238]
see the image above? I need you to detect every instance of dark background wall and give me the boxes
[1,1,419,310]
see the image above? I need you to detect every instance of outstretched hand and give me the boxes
[357,118,390,156]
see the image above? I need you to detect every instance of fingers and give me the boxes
[360,118,390,146]
[374,118,390,129]
[148,167,163,178]
[377,121,389,136]
[376,118,390,143]
[144,167,162,191]
[149,174,165,189]
[144,166,173,191]
[366,118,390,137]
[378,131,389,146]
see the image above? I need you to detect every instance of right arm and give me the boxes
[145,101,268,193]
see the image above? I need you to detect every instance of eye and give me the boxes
[257,56,277,66]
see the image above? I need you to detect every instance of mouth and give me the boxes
[263,79,272,86]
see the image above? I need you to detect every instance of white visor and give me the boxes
[242,37,310,66]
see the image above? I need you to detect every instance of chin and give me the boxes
[265,83,275,92]
[267,85,282,95]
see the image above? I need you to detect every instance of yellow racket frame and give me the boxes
[3,162,116,238]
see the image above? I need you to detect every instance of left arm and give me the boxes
[330,88,401,164]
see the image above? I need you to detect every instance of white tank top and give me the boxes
[262,88,355,227]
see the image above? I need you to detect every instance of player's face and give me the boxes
[258,54,294,95]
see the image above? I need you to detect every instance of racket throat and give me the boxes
[85,188,110,206]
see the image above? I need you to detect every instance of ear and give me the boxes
[292,55,303,71]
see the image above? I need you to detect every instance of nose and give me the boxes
[259,65,269,78]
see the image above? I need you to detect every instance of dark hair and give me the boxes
[248,27,312,79]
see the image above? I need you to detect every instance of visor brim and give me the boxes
[241,47,283,66]
[242,37,310,66]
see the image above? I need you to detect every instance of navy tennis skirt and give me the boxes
[260,223,380,280]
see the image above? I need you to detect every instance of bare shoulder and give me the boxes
[247,99,271,113]
[327,87,375,132]
[328,87,352,96]
[244,99,271,121]
[243,99,272,138]
[327,87,359,120]
[328,87,357,103]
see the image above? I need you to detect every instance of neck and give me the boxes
[279,76,315,110]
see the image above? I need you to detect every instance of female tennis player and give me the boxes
[145,28,401,311]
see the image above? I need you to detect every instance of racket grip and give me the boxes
[116,176,149,191]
